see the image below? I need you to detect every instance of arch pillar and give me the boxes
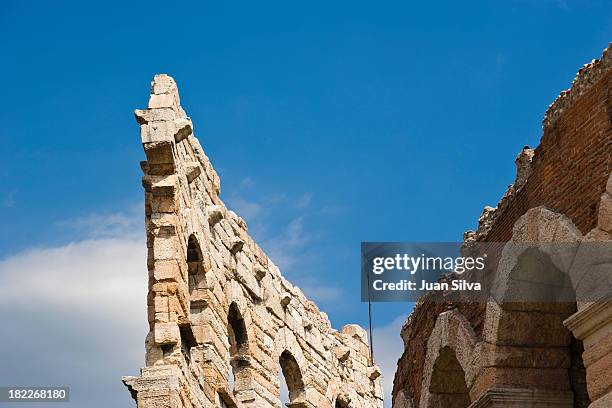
[564,173,612,408]
[419,309,476,408]
[476,207,584,407]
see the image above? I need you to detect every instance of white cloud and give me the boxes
[263,216,310,270]
[0,238,145,314]
[0,211,147,408]
[373,314,408,408]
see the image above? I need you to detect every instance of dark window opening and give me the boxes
[279,350,305,403]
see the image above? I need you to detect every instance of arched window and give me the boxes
[186,235,206,308]
[227,303,251,397]
[279,350,305,404]
[228,303,248,354]
[427,346,469,408]
[497,248,590,407]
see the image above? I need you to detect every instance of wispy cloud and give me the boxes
[227,195,263,222]
[299,284,342,303]
[296,192,313,209]
[263,216,310,270]
[55,204,143,240]
[227,181,343,304]
[239,176,255,188]
[3,189,17,208]
[264,192,288,205]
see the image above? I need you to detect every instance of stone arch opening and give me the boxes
[187,234,204,294]
[419,309,475,408]
[228,302,247,353]
[491,246,589,407]
[227,302,252,397]
[484,208,590,406]
[426,346,470,408]
[279,350,306,404]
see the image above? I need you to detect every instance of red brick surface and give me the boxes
[392,64,612,406]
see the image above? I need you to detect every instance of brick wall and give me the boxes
[485,72,612,242]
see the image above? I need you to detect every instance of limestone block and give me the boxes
[151,74,177,95]
[341,324,368,344]
[471,367,572,400]
[154,322,180,345]
[151,194,177,213]
[135,108,177,124]
[143,141,175,166]
[585,349,612,401]
[367,365,381,380]
[148,93,177,109]
[492,308,571,347]
[334,346,350,362]
[280,293,292,308]
[235,259,262,301]
[153,236,180,260]
[149,213,178,237]
[207,205,224,225]
[230,237,245,254]
[173,118,192,142]
[141,121,176,144]
[231,212,248,232]
[151,174,178,197]
[264,288,284,320]
[144,331,163,366]
[184,162,201,183]
[152,259,181,281]
[254,265,267,281]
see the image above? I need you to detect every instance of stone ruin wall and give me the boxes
[392,44,612,408]
[122,75,383,408]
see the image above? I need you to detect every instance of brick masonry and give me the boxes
[392,43,612,408]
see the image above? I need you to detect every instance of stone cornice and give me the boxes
[563,300,612,342]
[469,388,573,408]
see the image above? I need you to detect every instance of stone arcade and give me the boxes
[122,75,383,408]
[392,44,612,408]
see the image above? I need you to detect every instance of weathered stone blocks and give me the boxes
[124,74,383,408]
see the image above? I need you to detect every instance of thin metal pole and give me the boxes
[366,269,374,366]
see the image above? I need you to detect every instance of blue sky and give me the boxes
[1,1,611,407]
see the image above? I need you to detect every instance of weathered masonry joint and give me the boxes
[122,75,383,408]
